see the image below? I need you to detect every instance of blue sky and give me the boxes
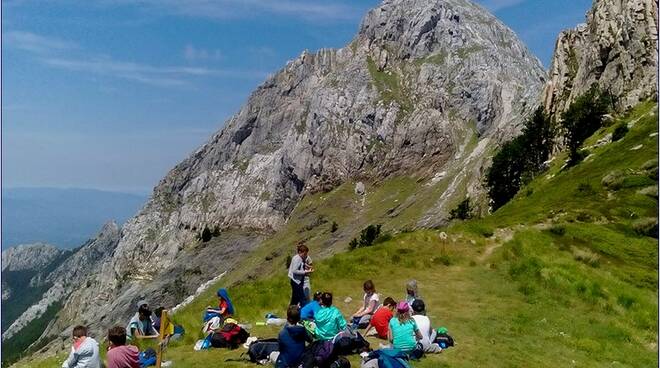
[2,0,592,194]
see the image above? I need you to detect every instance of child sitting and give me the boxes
[276,305,312,368]
[61,325,101,368]
[314,292,347,341]
[388,301,422,354]
[351,280,379,329]
[411,299,442,353]
[405,280,420,307]
[205,288,235,321]
[363,297,396,339]
[106,326,140,368]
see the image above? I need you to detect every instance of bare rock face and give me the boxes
[1,243,63,272]
[543,0,658,116]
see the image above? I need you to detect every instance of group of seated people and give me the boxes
[270,279,444,367]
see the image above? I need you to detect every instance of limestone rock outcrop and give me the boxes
[543,0,658,116]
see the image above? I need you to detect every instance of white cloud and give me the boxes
[184,44,224,62]
[4,31,78,54]
[6,30,268,87]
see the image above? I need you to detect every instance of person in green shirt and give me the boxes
[388,301,422,353]
[313,292,347,341]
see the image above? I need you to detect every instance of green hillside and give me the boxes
[14,102,658,368]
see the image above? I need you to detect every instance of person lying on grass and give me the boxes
[364,297,396,339]
[388,301,422,354]
[351,280,380,329]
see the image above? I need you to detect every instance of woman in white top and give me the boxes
[351,280,380,329]
[411,299,442,353]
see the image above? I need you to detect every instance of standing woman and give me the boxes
[288,242,313,307]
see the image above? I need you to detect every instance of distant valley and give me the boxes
[2,187,146,249]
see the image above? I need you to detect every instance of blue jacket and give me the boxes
[300,300,320,320]
[276,324,309,368]
[367,349,411,368]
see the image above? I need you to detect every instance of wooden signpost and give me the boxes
[156,309,169,368]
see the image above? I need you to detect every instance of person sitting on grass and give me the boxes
[388,301,422,354]
[276,305,312,368]
[61,325,100,368]
[351,280,380,329]
[127,300,159,340]
[411,299,442,353]
[106,326,140,368]
[405,280,420,307]
[205,288,235,321]
[364,297,396,339]
[300,291,323,320]
[314,292,347,341]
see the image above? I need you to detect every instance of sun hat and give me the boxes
[396,301,410,313]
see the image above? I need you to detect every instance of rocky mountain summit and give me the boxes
[543,0,658,116]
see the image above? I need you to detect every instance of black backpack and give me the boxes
[332,331,369,356]
[435,333,455,349]
[210,324,250,349]
[329,356,351,368]
[247,338,279,363]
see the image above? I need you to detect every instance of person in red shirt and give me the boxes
[106,326,140,368]
[364,297,396,339]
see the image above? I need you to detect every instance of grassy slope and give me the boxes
[14,102,658,367]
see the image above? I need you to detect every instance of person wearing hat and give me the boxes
[388,301,422,353]
[411,299,442,353]
[126,300,159,340]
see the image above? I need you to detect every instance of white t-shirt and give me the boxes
[363,292,380,314]
[412,315,433,348]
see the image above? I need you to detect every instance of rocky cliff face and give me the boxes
[543,0,658,116]
[13,0,548,355]
[2,222,120,342]
[1,243,63,272]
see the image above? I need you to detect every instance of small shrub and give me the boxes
[449,198,473,220]
[348,224,382,250]
[611,123,629,141]
[576,182,595,195]
[433,253,452,266]
[549,225,566,236]
[617,294,636,309]
[330,221,339,233]
[575,211,592,222]
[201,227,212,242]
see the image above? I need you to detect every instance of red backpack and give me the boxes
[210,323,249,349]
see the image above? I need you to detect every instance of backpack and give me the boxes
[435,333,455,349]
[329,356,351,368]
[301,340,334,368]
[247,338,279,363]
[211,323,250,349]
[138,348,157,368]
[332,330,369,355]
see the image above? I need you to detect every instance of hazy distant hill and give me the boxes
[2,188,146,249]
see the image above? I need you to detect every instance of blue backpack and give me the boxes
[138,348,157,367]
